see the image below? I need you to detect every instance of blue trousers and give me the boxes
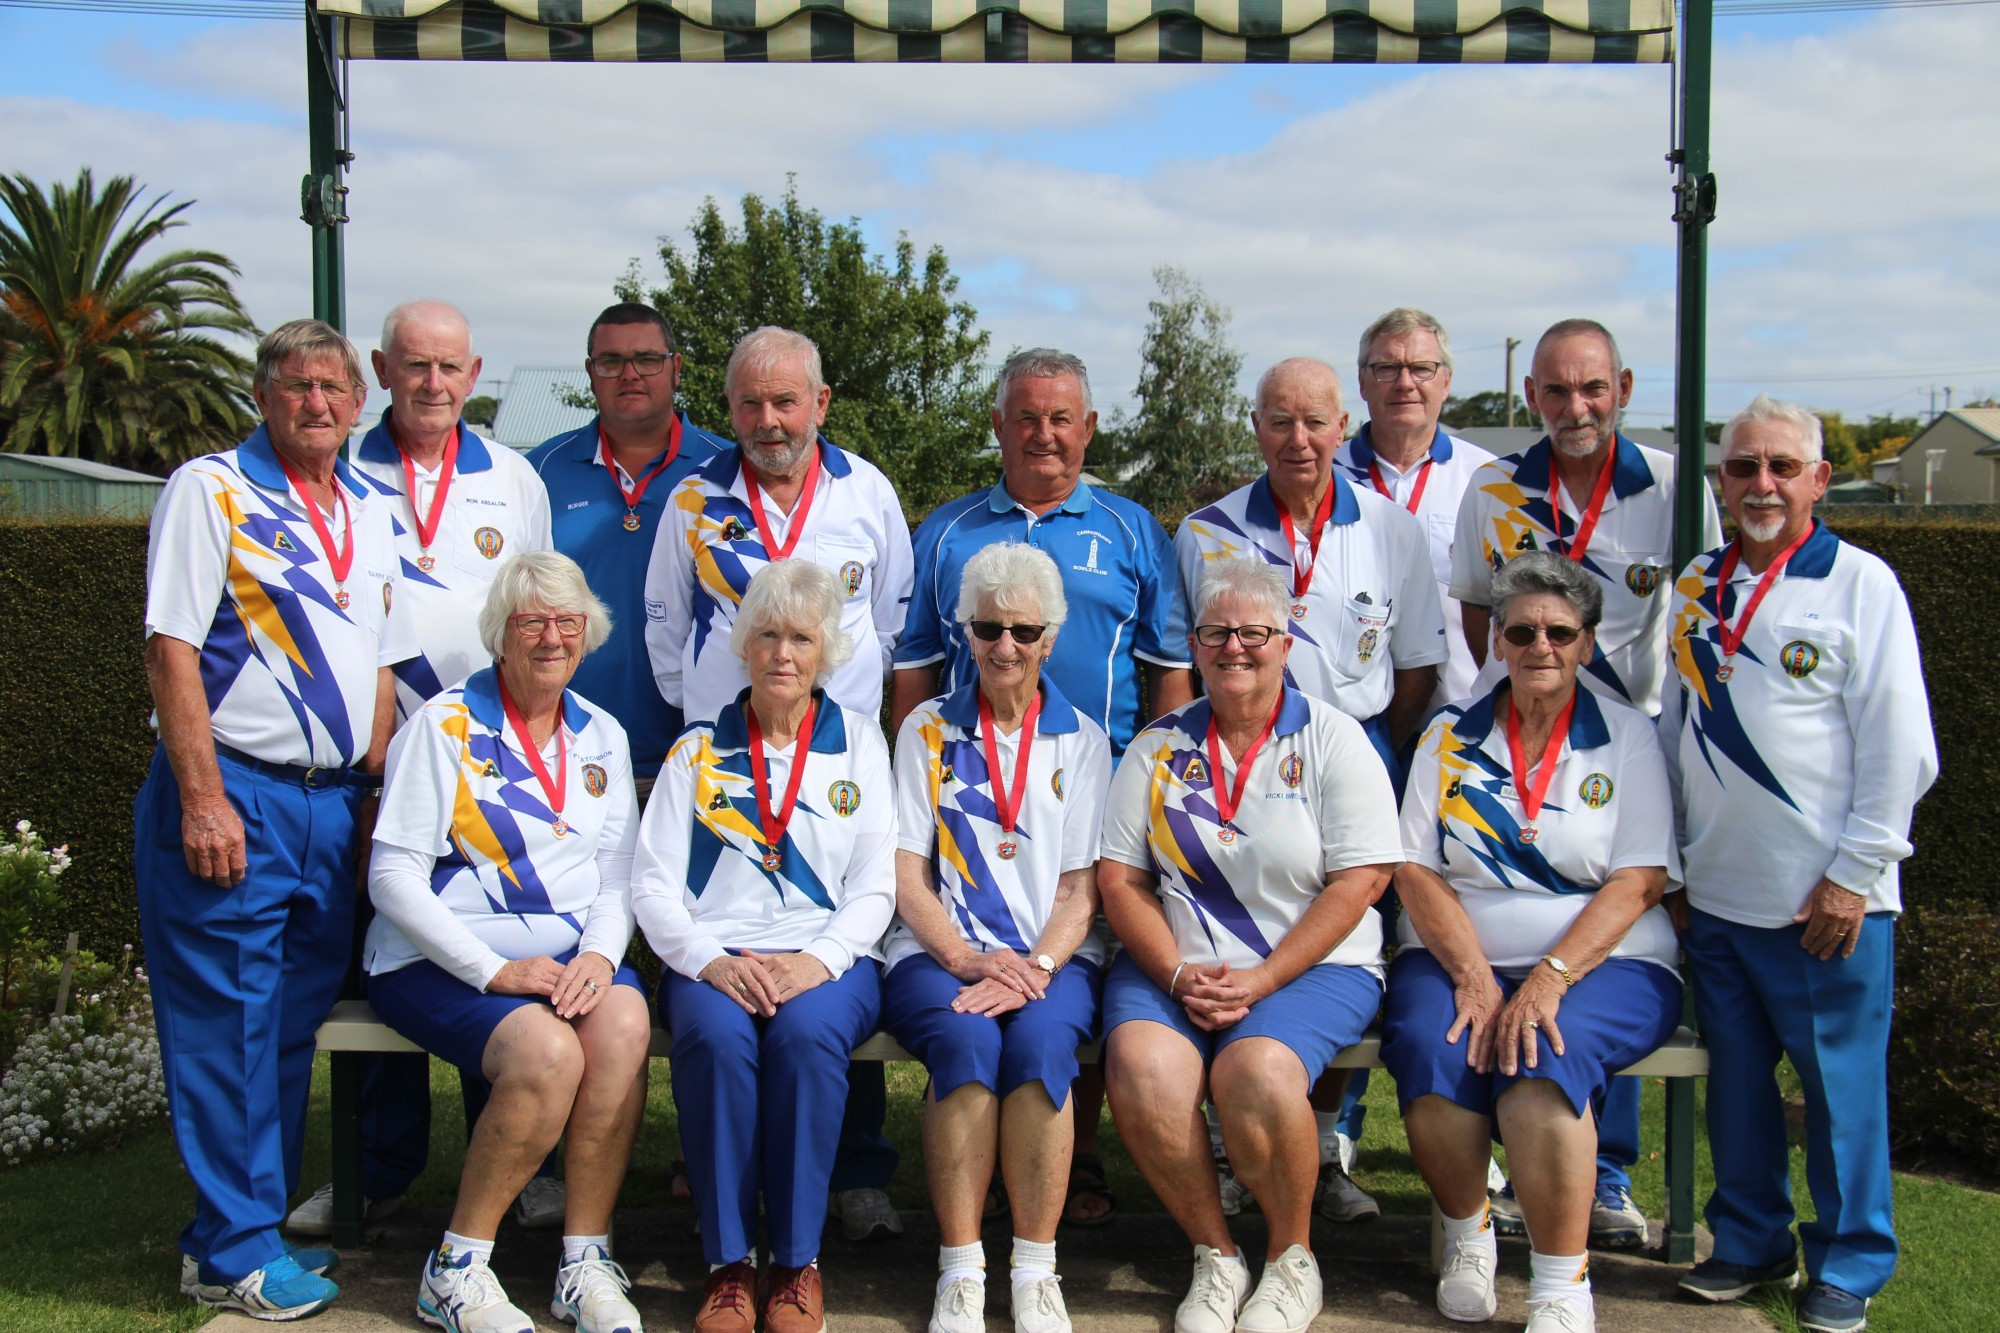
[1686,908,1897,1297]
[664,961,882,1267]
[134,746,359,1284]
[1595,1075,1642,1191]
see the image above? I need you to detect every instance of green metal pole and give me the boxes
[305,9,347,332]
[1672,0,1716,568]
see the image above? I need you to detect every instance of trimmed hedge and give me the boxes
[1889,903,2000,1174]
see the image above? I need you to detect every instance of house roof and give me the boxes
[491,367,598,452]
[0,452,167,484]
[1894,408,2000,458]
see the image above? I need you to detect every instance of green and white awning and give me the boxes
[313,0,1673,64]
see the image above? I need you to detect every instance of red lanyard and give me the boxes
[1506,692,1576,844]
[978,689,1042,860]
[746,696,817,871]
[1203,695,1284,845]
[397,426,459,569]
[1712,524,1815,677]
[277,456,355,608]
[1368,458,1433,515]
[1547,450,1617,564]
[742,449,822,561]
[499,675,570,836]
[1272,478,1337,610]
[600,418,682,532]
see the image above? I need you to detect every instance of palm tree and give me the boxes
[0,169,259,474]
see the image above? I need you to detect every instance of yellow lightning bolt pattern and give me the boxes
[1184,517,1253,565]
[213,478,310,673]
[920,712,977,886]
[1434,716,1498,842]
[1670,562,1717,711]
[678,486,750,608]
[1477,475,1545,569]
[438,704,522,893]
[682,733,764,851]
[1144,741,1204,883]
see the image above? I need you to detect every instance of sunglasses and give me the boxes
[1721,456,1810,480]
[969,621,1047,644]
[1501,623,1584,648]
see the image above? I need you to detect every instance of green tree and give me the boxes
[1104,265,1258,516]
[1440,389,1528,429]
[0,169,258,474]
[626,182,993,519]
[463,394,498,429]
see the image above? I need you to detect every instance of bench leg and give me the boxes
[331,1050,364,1249]
[1663,1074,1697,1264]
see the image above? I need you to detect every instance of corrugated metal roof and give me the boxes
[0,452,168,484]
[492,368,598,452]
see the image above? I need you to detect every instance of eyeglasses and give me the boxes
[1500,623,1584,648]
[511,614,588,638]
[588,352,673,379]
[1364,361,1443,384]
[969,621,1047,644]
[1721,456,1810,480]
[275,377,356,403]
[1193,624,1280,649]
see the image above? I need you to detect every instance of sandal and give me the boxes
[1061,1151,1117,1228]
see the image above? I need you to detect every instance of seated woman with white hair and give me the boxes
[884,542,1113,1333]
[364,549,651,1333]
[631,558,896,1333]
[1100,556,1403,1333]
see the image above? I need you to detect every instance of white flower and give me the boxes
[14,820,29,833]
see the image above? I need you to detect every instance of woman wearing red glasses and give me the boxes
[1385,549,1682,1333]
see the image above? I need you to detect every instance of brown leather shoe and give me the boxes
[763,1262,825,1333]
[694,1259,757,1333]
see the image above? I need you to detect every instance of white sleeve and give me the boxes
[1172,524,1205,643]
[1825,570,1938,893]
[643,490,694,710]
[869,473,915,680]
[1700,484,1725,551]
[1389,511,1449,668]
[805,721,899,978]
[1448,479,1494,608]
[893,707,940,859]
[1100,732,1162,873]
[145,464,230,645]
[1655,635,1692,849]
[1060,725,1112,874]
[1397,714,1450,873]
[1314,711,1406,873]
[576,734,639,964]
[630,733,729,978]
[1604,714,1681,887]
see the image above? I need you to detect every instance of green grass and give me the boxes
[2,1057,1994,1332]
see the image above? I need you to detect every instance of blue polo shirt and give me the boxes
[897,480,1189,757]
[529,413,728,778]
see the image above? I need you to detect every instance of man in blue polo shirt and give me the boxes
[530,302,730,796]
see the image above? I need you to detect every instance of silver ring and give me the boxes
[585,980,600,993]
[1523,1020,1540,1031]
[736,981,749,994]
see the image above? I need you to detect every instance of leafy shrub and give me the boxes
[1889,903,2000,1174]
[0,951,164,1167]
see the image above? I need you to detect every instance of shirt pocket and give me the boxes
[1425,512,1457,585]
[1330,594,1396,679]
[813,535,875,606]
[454,508,520,580]
[1766,614,1850,696]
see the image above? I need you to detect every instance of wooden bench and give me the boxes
[316,999,1707,1261]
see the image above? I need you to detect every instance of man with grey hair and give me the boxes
[1664,394,1933,1333]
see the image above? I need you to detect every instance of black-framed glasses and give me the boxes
[1364,360,1443,384]
[1500,623,1584,648]
[969,621,1047,644]
[512,614,588,638]
[1721,456,1809,480]
[587,352,673,379]
[1193,624,1280,648]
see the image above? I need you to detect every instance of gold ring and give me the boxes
[1523,1020,1540,1031]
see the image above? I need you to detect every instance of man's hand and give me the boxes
[1794,877,1867,960]
[745,949,833,1006]
[181,796,247,888]
[488,956,565,997]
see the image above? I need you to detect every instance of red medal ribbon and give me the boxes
[1272,477,1338,603]
[397,425,460,556]
[1506,691,1577,834]
[277,456,355,595]
[978,689,1043,849]
[742,448,822,562]
[1204,694,1285,833]
[1368,457,1433,516]
[498,675,568,825]
[1546,447,1617,565]
[599,417,682,526]
[746,696,818,870]
[1713,523,1816,661]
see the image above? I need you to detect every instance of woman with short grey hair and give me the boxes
[478,549,614,660]
[726,555,855,680]
[1487,551,1604,640]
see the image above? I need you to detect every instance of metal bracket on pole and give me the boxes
[1671,171,1718,227]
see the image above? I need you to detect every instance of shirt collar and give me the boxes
[1349,422,1455,469]
[1512,432,1656,502]
[1245,470,1361,531]
[462,666,593,737]
[582,412,705,470]
[711,687,850,755]
[937,675,1084,735]
[1169,686,1313,745]
[703,434,853,490]
[985,478,1094,516]
[1450,677,1610,752]
[356,415,494,473]
[238,423,373,500]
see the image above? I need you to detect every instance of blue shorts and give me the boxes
[368,951,649,1076]
[1380,949,1681,1120]
[1101,951,1381,1079]
[882,953,1102,1107]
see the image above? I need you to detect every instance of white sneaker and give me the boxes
[828,1187,904,1241]
[182,1245,338,1300]
[929,1275,987,1333]
[553,1246,642,1333]
[1236,1246,1321,1333]
[1314,1161,1380,1223]
[419,1247,533,1333]
[1525,1295,1596,1331]
[513,1175,568,1229]
[1215,1158,1252,1217]
[1435,1234,1499,1323]
[1174,1246,1250,1333]
[1334,1132,1357,1174]
[1012,1274,1071,1333]
[285,1181,406,1238]
[1486,1157,1508,1195]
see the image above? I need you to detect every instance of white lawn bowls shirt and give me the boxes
[1450,434,1722,718]
[1175,473,1447,722]
[348,420,552,719]
[145,425,415,768]
[1336,424,1496,707]
[643,439,915,725]
[1660,521,1937,927]
[364,668,638,990]
[887,679,1112,972]
[1101,689,1404,974]
[630,692,897,981]
[1397,682,1680,974]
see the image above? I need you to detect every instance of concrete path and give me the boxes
[207,1207,1771,1332]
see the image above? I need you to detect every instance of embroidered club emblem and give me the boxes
[828,780,861,817]
[839,561,864,597]
[1279,754,1304,788]
[473,526,504,559]
[1578,773,1615,809]
[583,764,608,798]
[1625,564,1662,598]
[1780,640,1821,678]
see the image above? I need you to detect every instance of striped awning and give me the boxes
[314,1,1674,64]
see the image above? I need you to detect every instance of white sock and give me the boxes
[1528,1250,1592,1305]
[440,1231,494,1265]
[1314,1112,1341,1164]
[562,1234,609,1265]
[1208,1247,1250,1275]
[1441,1206,1497,1255]
[1010,1237,1057,1292]
[939,1241,986,1290]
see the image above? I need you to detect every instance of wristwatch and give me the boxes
[1540,954,1576,989]
[1032,953,1061,977]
